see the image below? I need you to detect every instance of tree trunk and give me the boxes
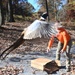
[0,0,2,26]
[45,0,50,21]
[0,0,5,25]
[8,0,15,22]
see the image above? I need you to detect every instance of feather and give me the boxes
[23,20,58,39]
[0,20,59,59]
[0,34,25,59]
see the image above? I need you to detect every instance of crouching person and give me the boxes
[47,23,72,72]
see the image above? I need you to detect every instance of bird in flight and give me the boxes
[0,12,60,60]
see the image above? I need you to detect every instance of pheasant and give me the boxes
[0,12,60,59]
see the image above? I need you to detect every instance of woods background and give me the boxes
[0,0,75,27]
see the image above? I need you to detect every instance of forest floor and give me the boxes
[0,21,75,75]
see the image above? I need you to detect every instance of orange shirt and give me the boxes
[48,28,71,51]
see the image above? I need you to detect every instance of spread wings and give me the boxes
[22,20,58,39]
[0,20,58,59]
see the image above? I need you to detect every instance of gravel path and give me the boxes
[0,22,75,75]
[0,47,75,75]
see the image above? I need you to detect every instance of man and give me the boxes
[47,22,72,72]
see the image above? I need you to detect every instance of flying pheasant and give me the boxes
[0,12,59,59]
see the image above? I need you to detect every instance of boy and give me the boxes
[47,24,72,72]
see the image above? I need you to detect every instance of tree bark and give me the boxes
[0,0,5,25]
[45,0,50,21]
[8,0,15,22]
[0,0,2,26]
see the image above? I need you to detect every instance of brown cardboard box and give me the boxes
[31,58,61,73]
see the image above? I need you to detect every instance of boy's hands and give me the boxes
[46,47,50,53]
[60,49,65,53]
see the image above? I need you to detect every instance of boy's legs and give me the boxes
[66,40,72,72]
[56,41,63,60]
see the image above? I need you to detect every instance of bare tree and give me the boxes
[0,0,2,26]
[7,0,15,22]
[0,0,6,25]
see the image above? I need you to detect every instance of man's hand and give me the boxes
[46,47,50,53]
[60,49,65,53]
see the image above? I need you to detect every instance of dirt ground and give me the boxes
[0,21,75,75]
